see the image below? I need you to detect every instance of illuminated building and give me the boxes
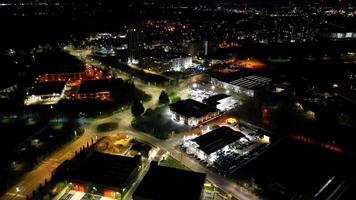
[327,32,356,40]
[169,99,219,127]
[188,40,217,57]
[211,75,272,97]
[35,52,90,82]
[203,94,240,112]
[169,56,192,71]
[183,126,245,164]
[127,24,144,64]
[75,79,112,101]
[133,162,206,200]
[36,64,102,83]
[24,81,66,105]
[69,152,141,200]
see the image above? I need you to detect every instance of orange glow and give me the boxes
[103,189,116,198]
[227,57,267,70]
[73,183,85,192]
[116,134,126,139]
[291,134,344,153]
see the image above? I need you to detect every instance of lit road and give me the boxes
[85,118,260,200]
[1,133,96,200]
[74,48,259,199]
[2,47,257,200]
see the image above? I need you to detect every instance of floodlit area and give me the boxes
[95,135,154,159]
[182,121,271,176]
[189,83,242,112]
[24,93,63,105]
[60,190,114,200]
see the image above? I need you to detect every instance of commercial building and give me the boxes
[69,152,141,200]
[327,32,356,40]
[169,56,192,71]
[211,75,272,97]
[188,40,217,57]
[37,66,87,82]
[24,81,66,105]
[203,94,240,112]
[169,99,219,127]
[34,52,90,82]
[141,52,192,72]
[127,24,144,64]
[133,162,206,200]
[75,79,112,101]
[184,126,245,164]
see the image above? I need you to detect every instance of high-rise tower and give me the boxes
[127,24,144,64]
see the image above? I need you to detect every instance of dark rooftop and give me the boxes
[203,93,230,106]
[78,79,111,94]
[69,152,141,190]
[30,81,66,95]
[35,51,85,74]
[169,99,218,118]
[192,126,244,155]
[133,164,206,200]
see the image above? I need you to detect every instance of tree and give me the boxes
[131,99,145,117]
[159,91,170,104]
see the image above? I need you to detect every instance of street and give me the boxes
[1,47,259,200]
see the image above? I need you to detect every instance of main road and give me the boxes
[1,47,258,200]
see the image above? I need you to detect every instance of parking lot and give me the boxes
[181,121,271,177]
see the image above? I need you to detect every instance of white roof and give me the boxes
[229,75,271,89]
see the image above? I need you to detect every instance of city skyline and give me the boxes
[0,1,355,200]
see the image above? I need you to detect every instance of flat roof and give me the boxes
[192,126,244,155]
[35,52,86,74]
[69,152,141,189]
[30,81,66,95]
[203,94,230,105]
[229,75,272,90]
[169,99,218,118]
[78,79,111,94]
[133,164,206,200]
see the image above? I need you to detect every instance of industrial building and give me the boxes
[169,99,219,127]
[203,94,240,112]
[184,126,245,164]
[34,52,90,82]
[24,81,66,105]
[75,79,112,101]
[69,152,141,200]
[211,75,272,97]
[133,162,206,200]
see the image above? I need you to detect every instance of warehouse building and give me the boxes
[24,81,66,105]
[169,99,219,127]
[203,94,240,112]
[184,126,245,164]
[211,75,272,97]
[133,162,206,200]
[69,152,141,200]
[75,79,112,101]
